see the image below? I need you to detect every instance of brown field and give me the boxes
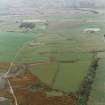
[13,89,76,105]
[0,62,10,70]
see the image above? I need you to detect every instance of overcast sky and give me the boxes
[0,0,105,8]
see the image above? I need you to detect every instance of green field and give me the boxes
[0,32,37,62]
[30,53,92,92]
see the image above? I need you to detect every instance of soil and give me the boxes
[14,90,76,105]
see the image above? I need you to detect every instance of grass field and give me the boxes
[0,32,37,62]
[30,53,92,92]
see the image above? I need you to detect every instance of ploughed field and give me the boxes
[0,11,105,105]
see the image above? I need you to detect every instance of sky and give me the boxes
[0,0,105,8]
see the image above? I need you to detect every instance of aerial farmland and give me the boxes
[0,0,105,105]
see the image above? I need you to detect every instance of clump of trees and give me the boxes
[19,22,35,31]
